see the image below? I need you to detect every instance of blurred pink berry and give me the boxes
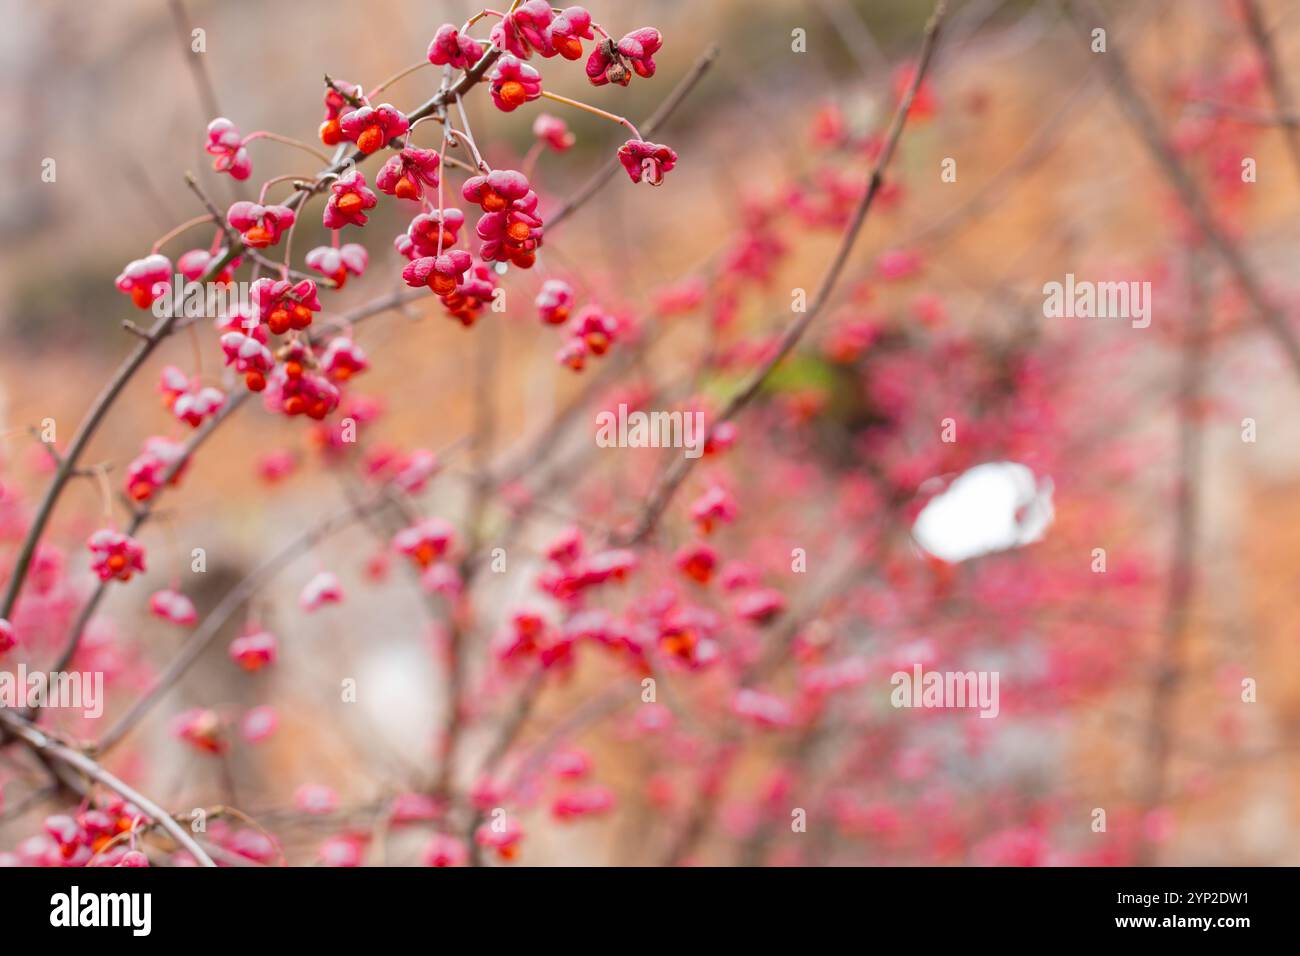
[551,785,615,821]
[294,784,340,815]
[535,279,575,325]
[229,627,277,671]
[240,705,279,743]
[0,618,14,655]
[423,833,467,867]
[125,436,188,502]
[173,708,226,755]
[732,688,795,729]
[569,304,616,355]
[305,243,368,288]
[319,835,364,867]
[690,485,738,534]
[299,571,345,611]
[320,337,368,382]
[532,113,575,151]
[734,588,786,625]
[675,543,718,584]
[149,588,197,626]
[474,816,524,861]
[393,518,455,568]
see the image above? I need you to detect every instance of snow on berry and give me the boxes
[320,337,368,382]
[87,530,146,583]
[240,705,279,743]
[305,242,368,288]
[204,118,251,180]
[299,571,345,611]
[393,518,455,568]
[173,708,226,755]
[115,254,172,309]
[125,436,189,502]
[149,588,197,626]
[535,279,575,325]
[532,113,575,151]
[229,627,277,671]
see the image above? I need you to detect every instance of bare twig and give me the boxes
[0,710,216,866]
[615,2,947,546]
[548,43,721,231]
[1239,0,1300,187]
[1065,0,1300,380]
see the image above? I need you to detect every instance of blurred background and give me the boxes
[3,0,1300,866]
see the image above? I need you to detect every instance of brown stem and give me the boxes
[615,2,947,546]
[0,710,216,866]
[1239,0,1300,188]
[1138,248,1209,865]
[548,43,721,231]
[1066,0,1300,380]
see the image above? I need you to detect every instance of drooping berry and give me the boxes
[376,146,441,202]
[87,530,146,583]
[227,201,296,248]
[489,55,542,113]
[305,243,368,288]
[617,139,677,185]
[115,254,172,309]
[205,118,251,180]
[339,104,409,155]
[323,170,378,230]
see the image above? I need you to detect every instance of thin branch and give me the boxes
[614,2,947,547]
[1064,0,1300,380]
[547,43,721,231]
[0,710,216,866]
[1239,0,1300,187]
[92,495,392,756]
